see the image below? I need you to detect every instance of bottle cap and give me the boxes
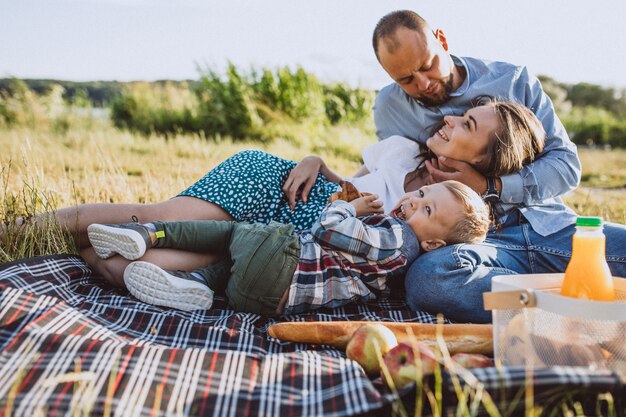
[576,216,603,227]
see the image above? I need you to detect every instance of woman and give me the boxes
[44,99,545,286]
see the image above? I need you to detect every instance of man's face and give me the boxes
[377,27,456,106]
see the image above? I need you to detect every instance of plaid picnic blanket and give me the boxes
[0,255,623,417]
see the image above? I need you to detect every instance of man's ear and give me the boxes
[420,239,446,252]
[434,29,448,51]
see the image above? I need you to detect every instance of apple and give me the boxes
[381,341,437,389]
[449,353,494,369]
[345,323,398,376]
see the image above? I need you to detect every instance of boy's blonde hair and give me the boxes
[440,180,490,244]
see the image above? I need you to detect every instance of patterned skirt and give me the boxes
[179,150,340,232]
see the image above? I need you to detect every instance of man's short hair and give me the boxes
[372,10,429,59]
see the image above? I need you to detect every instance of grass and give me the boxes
[0,124,372,207]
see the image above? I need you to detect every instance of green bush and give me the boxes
[0,79,54,128]
[323,84,374,125]
[3,67,375,141]
[110,64,374,141]
[252,67,325,122]
[562,106,626,148]
[0,79,92,131]
[195,64,262,140]
[110,81,199,136]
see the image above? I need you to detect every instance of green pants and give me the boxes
[151,220,300,316]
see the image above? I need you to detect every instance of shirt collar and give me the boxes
[450,55,470,97]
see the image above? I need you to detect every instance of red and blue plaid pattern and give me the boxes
[0,255,436,416]
[0,255,623,416]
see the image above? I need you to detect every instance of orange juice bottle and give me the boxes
[560,216,615,300]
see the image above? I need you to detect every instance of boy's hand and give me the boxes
[349,194,384,217]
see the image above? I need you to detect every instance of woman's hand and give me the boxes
[350,194,384,217]
[283,156,323,209]
[425,156,487,195]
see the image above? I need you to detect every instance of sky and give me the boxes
[2,0,626,90]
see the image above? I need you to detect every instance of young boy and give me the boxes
[87,180,490,316]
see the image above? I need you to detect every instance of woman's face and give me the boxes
[426,106,500,165]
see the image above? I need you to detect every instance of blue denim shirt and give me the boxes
[373,55,580,236]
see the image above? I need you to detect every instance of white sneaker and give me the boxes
[88,223,152,260]
[124,261,214,311]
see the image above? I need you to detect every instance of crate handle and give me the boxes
[483,289,536,311]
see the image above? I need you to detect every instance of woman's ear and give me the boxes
[420,239,446,252]
[434,29,448,51]
[472,154,486,166]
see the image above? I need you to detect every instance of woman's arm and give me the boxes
[317,157,343,183]
[282,156,342,209]
[498,70,581,205]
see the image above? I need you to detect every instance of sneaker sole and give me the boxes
[88,224,147,260]
[124,261,213,311]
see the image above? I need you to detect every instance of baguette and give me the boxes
[267,321,493,355]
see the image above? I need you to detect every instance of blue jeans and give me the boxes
[405,213,626,323]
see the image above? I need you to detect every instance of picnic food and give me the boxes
[382,341,437,389]
[560,216,615,300]
[345,323,398,376]
[449,352,494,369]
[328,181,372,203]
[381,344,495,389]
[500,314,607,367]
[266,321,493,355]
[601,323,626,359]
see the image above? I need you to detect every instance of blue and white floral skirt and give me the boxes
[179,150,340,232]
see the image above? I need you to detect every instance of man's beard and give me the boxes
[418,74,454,107]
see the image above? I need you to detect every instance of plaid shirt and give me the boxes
[285,200,419,314]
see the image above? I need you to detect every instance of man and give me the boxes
[372,10,626,322]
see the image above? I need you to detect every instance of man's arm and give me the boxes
[310,201,403,261]
[498,68,581,205]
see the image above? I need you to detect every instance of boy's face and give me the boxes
[390,183,463,252]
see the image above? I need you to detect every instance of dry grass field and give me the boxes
[1,125,373,206]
